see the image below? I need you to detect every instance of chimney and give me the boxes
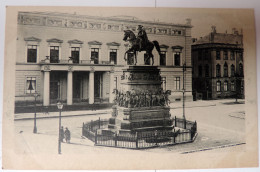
[211,26,216,33]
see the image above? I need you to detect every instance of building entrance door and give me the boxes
[50,81,59,100]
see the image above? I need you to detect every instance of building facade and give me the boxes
[192,26,244,100]
[15,11,193,106]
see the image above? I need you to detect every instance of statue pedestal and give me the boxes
[106,65,173,134]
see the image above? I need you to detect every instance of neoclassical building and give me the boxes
[15,11,193,106]
[192,26,244,100]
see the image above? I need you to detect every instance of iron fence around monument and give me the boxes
[82,116,197,149]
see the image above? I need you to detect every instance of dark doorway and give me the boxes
[50,81,59,100]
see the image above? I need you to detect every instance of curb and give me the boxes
[181,142,246,154]
[14,112,110,121]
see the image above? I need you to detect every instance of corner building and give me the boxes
[16,12,193,106]
[192,26,244,100]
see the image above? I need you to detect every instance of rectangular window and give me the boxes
[204,50,208,60]
[175,77,180,90]
[160,51,166,66]
[230,51,235,60]
[216,50,220,60]
[27,45,37,63]
[71,47,80,64]
[198,51,202,61]
[50,46,59,63]
[114,77,117,89]
[91,48,99,64]
[216,81,221,92]
[26,77,36,94]
[174,53,180,66]
[198,66,202,77]
[231,81,235,91]
[205,65,209,77]
[161,77,166,90]
[110,49,117,64]
[224,81,228,91]
[223,51,228,60]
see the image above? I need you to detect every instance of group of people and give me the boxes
[59,126,71,143]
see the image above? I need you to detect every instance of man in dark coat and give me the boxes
[64,127,71,143]
[137,25,148,52]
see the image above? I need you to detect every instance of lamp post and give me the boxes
[57,101,63,154]
[182,63,186,129]
[33,92,39,133]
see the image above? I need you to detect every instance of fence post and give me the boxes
[174,116,177,126]
[115,133,118,147]
[91,120,93,131]
[184,118,186,129]
[173,128,176,144]
[136,132,139,149]
[82,122,84,136]
[99,117,101,129]
[95,130,97,145]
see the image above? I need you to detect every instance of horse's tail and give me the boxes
[152,41,161,56]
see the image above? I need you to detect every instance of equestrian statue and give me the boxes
[123,25,161,65]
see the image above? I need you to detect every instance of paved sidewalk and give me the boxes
[14,109,112,120]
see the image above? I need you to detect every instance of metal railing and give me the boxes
[40,58,113,65]
[82,116,197,149]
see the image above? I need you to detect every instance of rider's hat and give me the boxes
[137,25,143,30]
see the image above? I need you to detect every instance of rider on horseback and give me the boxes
[137,25,148,52]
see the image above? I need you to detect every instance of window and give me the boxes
[175,77,180,90]
[216,64,221,77]
[224,81,228,91]
[198,50,202,61]
[161,77,166,90]
[174,52,180,66]
[238,52,243,61]
[144,53,150,65]
[224,63,228,77]
[231,65,235,77]
[239,63,243,76]
[114,77,117,89]
[216,81,221,92]
[198,65,202,77]
[205,65,209,77]
[71,47,80,63]
[50,46,59,63]
[231,81,235,91]
[27,45,37,63]
[230,51,235,60]
[110,49,117,64]
[26,77,36,94]
[91,48,99,64]
[223,51,228,60]
[204,50,209,60]
[216,50,220,60]
[160,51,166,66]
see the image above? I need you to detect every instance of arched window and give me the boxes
[224,63,228,77]
[239,63,243,76]
[224,81,228,91]
[216,64,221,77]
[216,81,221,92]
[231,64,235,77]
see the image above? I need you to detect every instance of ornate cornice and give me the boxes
[68,39,83,44]
[106,42,121,46]
[24,36,41,42]
[88,40,102,45]
[47,38,63,43]
[18,11,191,37]
[192,43,243,50]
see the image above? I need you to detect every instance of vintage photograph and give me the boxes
[2,6,258,170]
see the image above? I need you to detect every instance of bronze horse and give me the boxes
[123,30,161,65]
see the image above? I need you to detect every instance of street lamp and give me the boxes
[182,63,186,129]
[57,101,63,154]
[33,92,39,133]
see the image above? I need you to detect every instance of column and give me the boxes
[43,69,50,106]
[89,71,94,104]
[67,71,73,105]
[109,71,114,103]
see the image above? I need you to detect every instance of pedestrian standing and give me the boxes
[60,126,64,142]
[64,127,71,143]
